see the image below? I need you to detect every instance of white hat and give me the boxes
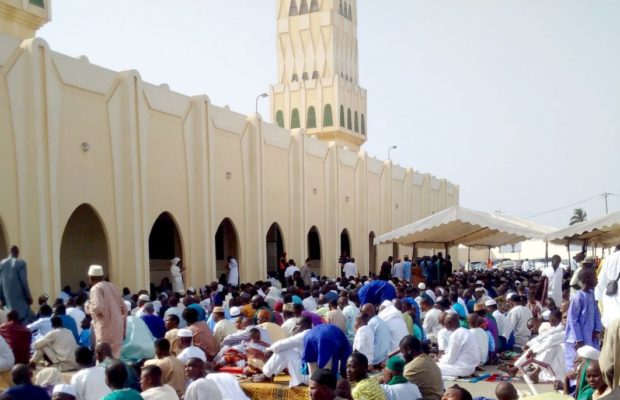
[577,345,601,361]
[53,384,77,396]
[230,306,241,318]
[485,299,497,307]
[418,283,426,290]
[87,264,104,277]
[177,329,193,338]
[542,309,551,321]
[475,287,485,292]
[436,296,443,302]
[475,280,484,285]
[188,287,196,293]
[138,294,150,302]
[124,300,132,312]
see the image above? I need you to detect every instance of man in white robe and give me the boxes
[467,314,488,365]
[343,259,358,279]
[542,255,564,307]
[352,313,374,365]
[169,258,184,295]
[184,358,223,400]
[30,316,78,371]
[514,321,565,383]
[507,294,532,348]
[595,246,620,327]
[420,299,441,343]
[227,257,239,287]
[486,299,513,351]
[258,316,312,387]
[378,301,409,353]
[437,313,480,377]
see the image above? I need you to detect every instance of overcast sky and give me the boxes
[38,0,620,229]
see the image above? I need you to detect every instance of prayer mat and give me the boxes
[241,382,308,400]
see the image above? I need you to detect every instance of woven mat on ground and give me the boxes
[240,382,308,400]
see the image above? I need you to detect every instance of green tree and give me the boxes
[569,208,587,225]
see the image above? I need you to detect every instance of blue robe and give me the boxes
[358,280,396,306]
[0,257,32,321]
[565,289,602,371]
[302,324,351,377]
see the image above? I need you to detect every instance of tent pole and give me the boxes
[445,244,450,275]
[566,243,571,272]
[467,246,471,272]
[545,241,549,269]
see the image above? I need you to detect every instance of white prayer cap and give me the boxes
[124,300,132,311]
[542,309,551,321]
[188,287,196,293]
[87,264,104,277]
[418,283,426,290]
[177,329,193,338]
[485,299,497,307]
[138,294,150,302]
[229,306,241,318]
[475,280,484,285]
[515,280,521,285]
[577,345,600,361]
[53,384,77,396]
[436,296,443,302]
[475,287,485,292]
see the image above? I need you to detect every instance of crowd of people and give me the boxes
[0,243,619,400]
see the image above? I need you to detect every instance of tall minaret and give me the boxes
[0,0,50,39]
[270,0,367,151]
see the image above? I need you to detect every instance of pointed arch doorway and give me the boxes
[307,226,321,276]
[0,216,7,260]
[369,231,377,274]
[148,212,183,292]
[266,223,285,275]
[60,204,109,290]
[215,218,240,282]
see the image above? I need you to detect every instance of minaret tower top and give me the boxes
[0,0,50,39]
[270,0,367,151]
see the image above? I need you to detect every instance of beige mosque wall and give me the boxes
[0,0,459,298]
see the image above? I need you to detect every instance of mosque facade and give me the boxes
[0,0,459,296]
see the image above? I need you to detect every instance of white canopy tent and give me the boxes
[374,206,555,261]
[546,210,620,247]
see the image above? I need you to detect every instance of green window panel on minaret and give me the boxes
[323,105,333,127]
[347,108,352,130]
[361,114,366,135]
[291,109,300,129]
[30,0,45,7]
[275,110,285,128]
[340,106,345,128]
[307,106,317,128]
[354,111,359,132]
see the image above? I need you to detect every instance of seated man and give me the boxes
[140,365,178,400]
[400,336,443,400]
[381,356,422,400]
[339,352,386,400]
[4,364,51,400]
[309,369,339,400]
[176,329,206,364]
[144,338,185,398]
[30,316,78,372]
[184,308,217,360]
[102,360,142,400]
[436,313,480,377]
[184,357,223,400]
[141,303,165,339]
[71,346,111,400]
[257,310,286,343]
[256,316,313,386]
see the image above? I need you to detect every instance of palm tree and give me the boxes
[569,208,587,225]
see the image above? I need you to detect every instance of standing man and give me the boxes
[391,259,403,281]
[379,257,393,281]
[0,246,33,322]
[299,258,312,287]
[400,336,443,400]
[169,257,184,295]
[227,256,239,287]
[343,258,357,279]
[595,245,620,328]
[85,265,127,359]
[402,256,412,283]
[543,255,564,307]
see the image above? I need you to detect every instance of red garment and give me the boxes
[0,321,32,364]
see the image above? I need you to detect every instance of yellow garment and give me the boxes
[522,394,574,400]
[600,318,620,391]
[240,382,308,400]
[351,378,387,400]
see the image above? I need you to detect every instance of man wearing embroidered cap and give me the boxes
[380,356,422,400]
[85,264,127,359]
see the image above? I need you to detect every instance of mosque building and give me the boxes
[0,0,459,296]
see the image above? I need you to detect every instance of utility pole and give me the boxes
[602,192,610,214]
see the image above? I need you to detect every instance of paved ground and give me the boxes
[445,366,557,398]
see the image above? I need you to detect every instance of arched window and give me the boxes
[307,106,317,129]
[299,0,308,14]
[361,114,366,135]
[302,72,309,81]
[354,111,359,132]
[291,108,300,129]
[339,0,343,15]
[289,0,298,16]
[347,108,352,130]
[323,104,333,127]
[275,110,285,128]
[312,71,319,79]
[339,105,345,128]
[348,4,352,20]
[310,0,319,12]
[344,2,348,17]
[292,73,299,82]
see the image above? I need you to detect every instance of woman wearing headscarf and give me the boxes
[169,257,184,294]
